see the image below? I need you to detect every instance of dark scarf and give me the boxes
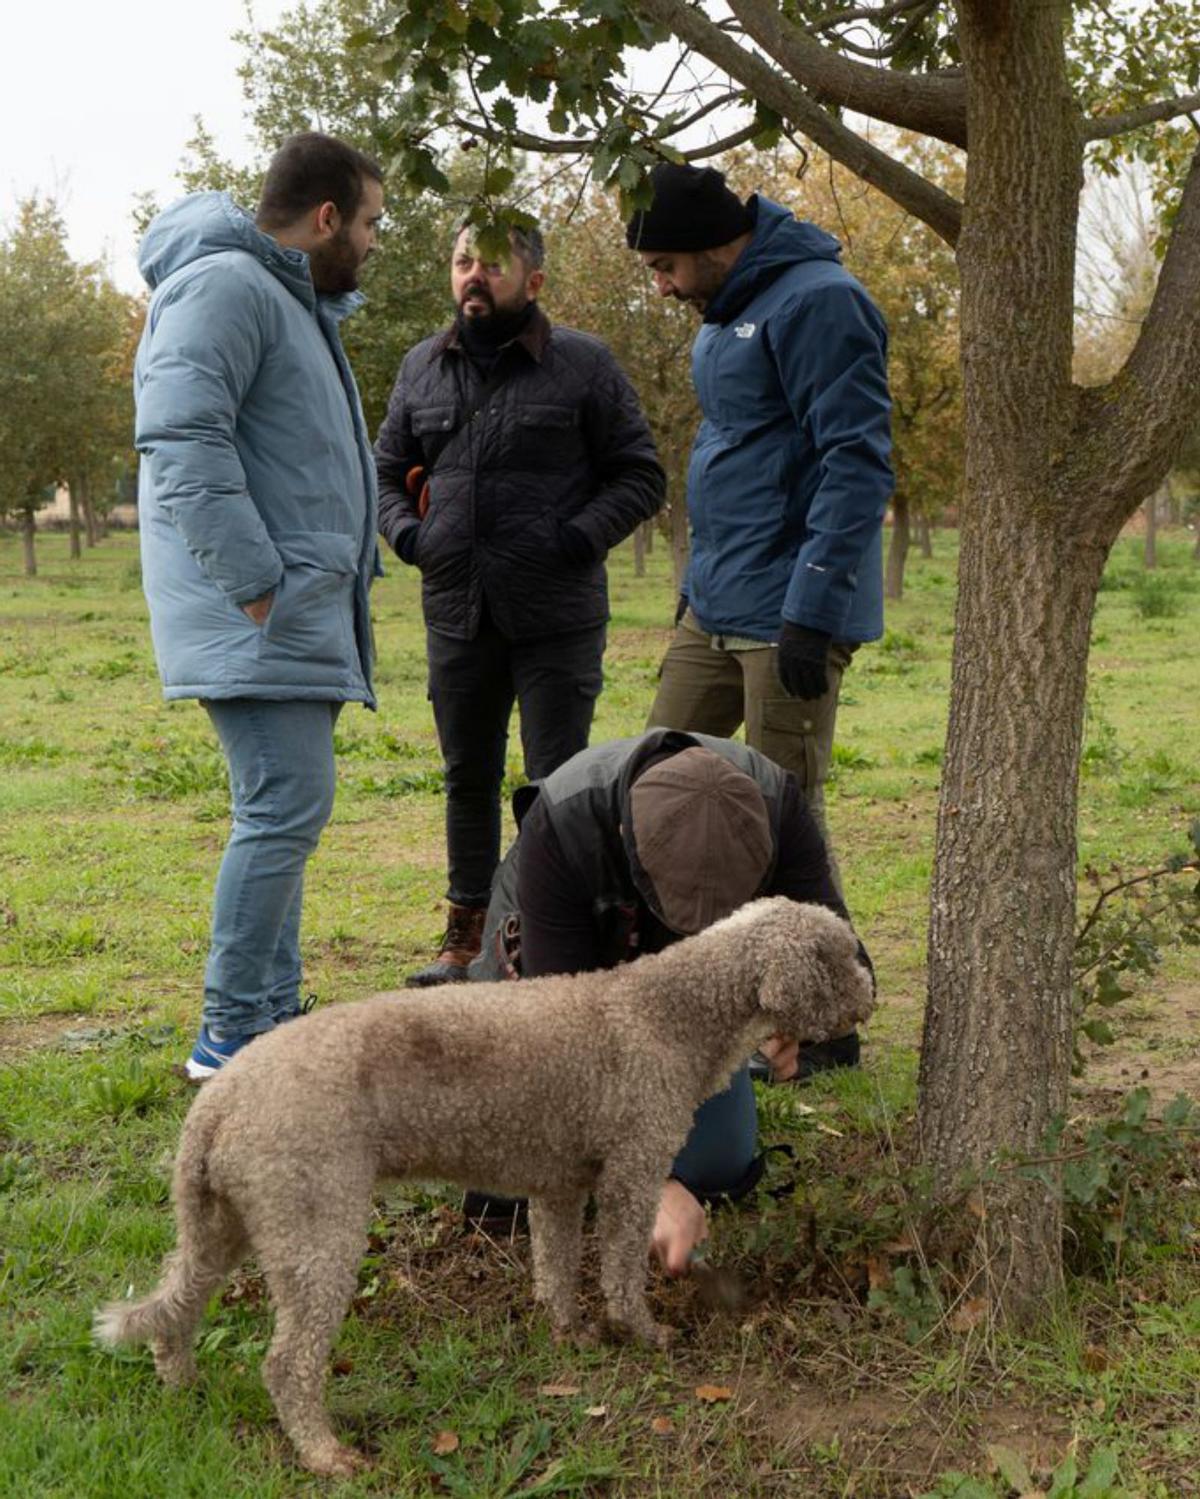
[456,299,536,375]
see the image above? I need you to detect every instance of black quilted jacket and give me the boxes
[374,306,665,640]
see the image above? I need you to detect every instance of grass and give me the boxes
[1,526,1198,1497]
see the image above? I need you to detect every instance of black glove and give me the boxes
[558,521,598,566]
[674,594,688,627]
[776,623,831,700]
[394,525,420,566]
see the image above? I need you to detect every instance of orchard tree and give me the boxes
[372,0,1200,1318]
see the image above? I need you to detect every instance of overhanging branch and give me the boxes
[724,0,968,148]
[636,0,963,244]
[1083,92,1200,142]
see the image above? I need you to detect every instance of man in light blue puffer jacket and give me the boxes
[135,132,384,1079]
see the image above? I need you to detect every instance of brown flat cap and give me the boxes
[629,747,774,935]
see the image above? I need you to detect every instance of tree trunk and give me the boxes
[1143,488,1158,569]
[82,475,99,547]
[920,1,1089,1320]
[885,495,911,600]
[68,479,83,560]
[633,521,646,577]
[643,517,654,553]
[669,493,689,595]
[917,513,934,557]
[21,508,37,577]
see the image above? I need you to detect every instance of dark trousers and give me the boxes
[427,617,605,906]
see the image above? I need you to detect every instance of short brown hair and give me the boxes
[257,132,383,230]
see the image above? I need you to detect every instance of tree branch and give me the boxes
[1083,92,1200,143]
[806,0,937,30]
[1074,142,1200,514]
[723,0,968,148]
[634,0,963,245]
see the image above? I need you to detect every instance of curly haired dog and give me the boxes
[96,897,873,1476]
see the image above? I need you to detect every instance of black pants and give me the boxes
[427,616,605,905]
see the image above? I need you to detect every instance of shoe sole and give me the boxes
[184,1057,222,1082]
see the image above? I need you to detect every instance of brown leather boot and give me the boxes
[405,903,487,988]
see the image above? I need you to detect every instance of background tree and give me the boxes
[0,199,132,576]
[376,0,1200,1318]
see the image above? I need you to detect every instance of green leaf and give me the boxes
[1047,1448,1078,1499]
[1077,1444,1119,1496]
[1081,1017,1115,1046]
[987,1443,1034,1493]
[1122,1087,1150,1127]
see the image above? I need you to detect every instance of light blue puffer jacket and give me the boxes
[135,192,379,705]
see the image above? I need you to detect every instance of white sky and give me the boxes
[0,0,291,294]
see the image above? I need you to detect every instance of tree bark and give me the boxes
[920,1,1088,1320]
[21,508,37,577]
[669,494,689,595]
[68,479,83,561]
[917,513,934,558]
[885,496,911,600]
[81,474,99,547]
[633,521,646,577]
[643,517,654,554]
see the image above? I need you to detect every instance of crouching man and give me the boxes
[467,729,873,1273]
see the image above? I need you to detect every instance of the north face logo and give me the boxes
[734,322,756,339]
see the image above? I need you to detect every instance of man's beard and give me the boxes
[459,281,527,318]
[309,229,363,295]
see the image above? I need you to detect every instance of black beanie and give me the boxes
[625,164,754,252]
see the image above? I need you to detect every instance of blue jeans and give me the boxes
[671,1066,758,1199]
[201,699,341,1039]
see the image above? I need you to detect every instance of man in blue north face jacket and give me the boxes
[135,133,383,1080]
[627,164,893,927]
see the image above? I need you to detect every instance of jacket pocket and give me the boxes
[412,404,459,464]
[258,530,358,670]
[515,403,581,468]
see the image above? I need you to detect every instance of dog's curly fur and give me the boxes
[95,898,873,1476]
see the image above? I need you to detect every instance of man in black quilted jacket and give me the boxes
[376,222,666,986]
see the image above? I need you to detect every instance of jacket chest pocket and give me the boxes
[513,403,581,469]
[412,404,460,465]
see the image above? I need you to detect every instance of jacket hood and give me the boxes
[705,196,841,325]
[139,191,319,309]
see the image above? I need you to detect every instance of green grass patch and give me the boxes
[0,526,1197,1495]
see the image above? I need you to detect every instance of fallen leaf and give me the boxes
[1091,1395,1107,1415]
[881,1232,917,1255]
[650,1415,674,1435]
[584,1404,608,1418]
[330,1357,354,1377]
[694,1384,733,1403]
[866,1254,893,1292]
[965,1188,987,1219]
[949,1297,988,1332]
[538,1382,581,1398]
[1081,1344,1109,1373]
[816,1123,844,1137]
[431,1429,459,1456]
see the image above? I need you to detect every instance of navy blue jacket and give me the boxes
[685,198,893,643]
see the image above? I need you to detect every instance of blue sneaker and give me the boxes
[185,1023,268,1082]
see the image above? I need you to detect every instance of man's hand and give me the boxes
[240,590,275,625]
[651,1178,708,1277]
[757,1032,801,1082]
[776,622,831,700]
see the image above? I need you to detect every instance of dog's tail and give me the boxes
[94,1090,240,1366]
